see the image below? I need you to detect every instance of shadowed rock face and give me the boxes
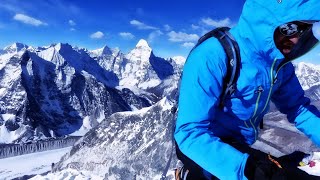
[149,52,174,80]
[0,44,151,143]
[305,85,320,101]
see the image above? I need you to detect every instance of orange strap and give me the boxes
[175,168,180,180]
[268,154,283,169]
[175,168,189,180]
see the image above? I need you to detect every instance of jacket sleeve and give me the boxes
[174,39,249,180]
[271,63,320,147]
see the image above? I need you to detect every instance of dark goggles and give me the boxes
[278,22,312,37]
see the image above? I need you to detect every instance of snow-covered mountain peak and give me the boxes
[172,56,186,66]
[72,46,88,53]
[112,47,120,56]
[101,45,113,55]
[54,43,73,52]
[295,62,320,76]
[4,43,28,53]
[33,43,70,61]
[126,39,152,62]
[294,62,320,90]
[158,97,173,111]
[90,45,113,57]
[136,39,150,48]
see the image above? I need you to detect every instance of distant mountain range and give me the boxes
[0,40,319,143]
[0,40,183,143]
[295,62,320,91]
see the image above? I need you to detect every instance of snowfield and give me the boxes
[30,168,104,180]
[0,147,71,179]
[20,158,320,180]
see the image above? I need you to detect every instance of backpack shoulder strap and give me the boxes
[194,27,241,109]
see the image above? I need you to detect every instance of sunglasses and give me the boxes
[278,22,312,37]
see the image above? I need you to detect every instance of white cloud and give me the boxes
[0,3,24,13]
[148,30,163,42]
[164,24,171,31]
[69,20,76,26]
[90,31,104,39]
[167,31,199,42]
[191,24,200,30]
[182,42,195,48]
[13,13,47,26]
[201,17,231,27]
[70,28,76,31]
[119,32,135,40]
[130,20,157,30]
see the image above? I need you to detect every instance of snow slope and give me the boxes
[52,97,176,179]
[0,147,72,179]
[31,168,104,180]
[22,150,320,179]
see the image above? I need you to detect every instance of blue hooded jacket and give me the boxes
[174,0,320,179]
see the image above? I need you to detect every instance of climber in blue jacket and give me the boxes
[174,0,320,179]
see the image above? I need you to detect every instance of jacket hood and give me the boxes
[232,0,320,62]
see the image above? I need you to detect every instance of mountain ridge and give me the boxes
[1,40,320,143]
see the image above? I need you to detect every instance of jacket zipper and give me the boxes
[245,58,278,141]
[254,58,278,124]
[244,85,264,137]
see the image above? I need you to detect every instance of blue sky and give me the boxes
[0,0,245,58]
[0,0,319,63]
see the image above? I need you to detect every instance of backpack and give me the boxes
[161,27,262,179]
[194,27,241,109]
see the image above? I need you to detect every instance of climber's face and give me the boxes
[274,22,312,58]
